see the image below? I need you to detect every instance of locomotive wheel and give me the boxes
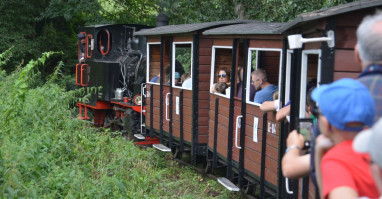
[104,112,122,132]
[123,108,140,135]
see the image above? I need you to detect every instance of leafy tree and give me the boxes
[0,0,359,75]
[234,0,357,22]
[157,0,236,24]
[99,0,159,25]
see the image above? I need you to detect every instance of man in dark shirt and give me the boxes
[355,12,382,122]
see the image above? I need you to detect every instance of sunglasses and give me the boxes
[217,74,227,78]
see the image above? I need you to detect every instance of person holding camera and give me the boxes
[313,78,378,198]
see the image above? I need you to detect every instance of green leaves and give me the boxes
[0,52,239,197]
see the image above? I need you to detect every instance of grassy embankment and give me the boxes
[0,51,243,198]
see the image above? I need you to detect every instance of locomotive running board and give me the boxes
[217,177,240,191]
[152,144,171,152]
[134,134,145,140]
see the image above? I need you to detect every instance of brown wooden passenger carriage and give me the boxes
[203,22,286,197]
[133,1,382,198]
[135,21,251,163]
[278,2,382,197]
[201,1,382,198]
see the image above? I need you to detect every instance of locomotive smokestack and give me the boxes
[156,13,169,27]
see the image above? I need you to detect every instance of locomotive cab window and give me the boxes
[146,42,161,85]
[246,48,282,107]
[86,34,94,58]
[172,42,192,90]
[299,50,321,118]
[210,46,232,98]
[77,32,86,62]
[97,29,111,56]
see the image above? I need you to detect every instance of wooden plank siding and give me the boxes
[197,38,213,144]
[243,103,280,187]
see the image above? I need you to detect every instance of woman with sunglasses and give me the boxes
[211,68,231,93]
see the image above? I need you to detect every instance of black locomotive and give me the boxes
[76,24,150,134]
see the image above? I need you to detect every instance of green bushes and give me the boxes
[0,52,240,198]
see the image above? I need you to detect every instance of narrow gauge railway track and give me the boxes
[133,137,272,199]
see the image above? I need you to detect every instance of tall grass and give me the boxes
[0,51,242,198]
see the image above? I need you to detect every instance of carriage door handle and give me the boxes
[235,115,243,149]
[286,178,294,194]
[140,83,147,133]
[166,93,171,121]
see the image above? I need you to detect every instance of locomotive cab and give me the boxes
[76,24,151,133]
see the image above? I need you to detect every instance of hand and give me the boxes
[286,130,305,149]
[315,134,334,154]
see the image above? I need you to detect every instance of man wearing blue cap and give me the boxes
[313,78,378,199]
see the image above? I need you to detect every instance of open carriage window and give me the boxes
[210,46,232,98]
[246,48,282,106]
[146,42,161,85]
[172,42,192,90]
[299,50,321,118]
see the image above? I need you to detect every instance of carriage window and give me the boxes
[299,50,321,118]
[172,42,192,90]
[98,29,111,56]
[146,42,161,85]
[246,48,282,106]
[210,46,232,98]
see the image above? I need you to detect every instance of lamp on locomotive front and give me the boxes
[288,30,335,49]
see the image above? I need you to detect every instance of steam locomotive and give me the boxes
[75,23,151,135]
[75,1,382,198]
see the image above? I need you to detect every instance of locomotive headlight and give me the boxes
[133,95,142,105]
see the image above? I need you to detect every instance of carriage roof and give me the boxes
[134,20,253,36]
[203,22,286,35]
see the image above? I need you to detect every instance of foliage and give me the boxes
[0,47,14,70]
[235,0,357,22]
[157,0,236,24]
[0,0,359,75]
[0,53,241,198]
[176,47,192,74]
[98,0,159,25]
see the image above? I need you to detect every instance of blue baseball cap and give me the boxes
[311,78,375,131]
[175,72,180,79]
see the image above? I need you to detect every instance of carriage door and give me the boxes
[170,41,193,152]
[207,45,233,171]
[290,49,321,199]
[145,42,161,138]
[242,48,282,194]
